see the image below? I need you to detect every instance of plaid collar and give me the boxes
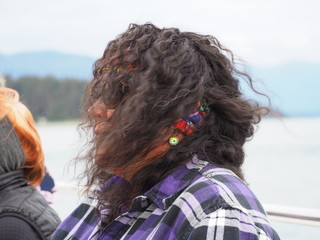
[130,155,208,211]
[99,155,208,213]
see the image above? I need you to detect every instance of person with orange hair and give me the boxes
[0,87,60,239]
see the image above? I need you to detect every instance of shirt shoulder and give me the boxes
[174,164,280,239]
[199,165,267,214]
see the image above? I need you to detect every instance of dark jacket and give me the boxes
[0,117,60,239]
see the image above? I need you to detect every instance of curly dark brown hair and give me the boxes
[77,23,268,222]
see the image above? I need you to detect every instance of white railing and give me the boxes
[55,183,320,227]
[264,204,320,227]
[56,182,80,194]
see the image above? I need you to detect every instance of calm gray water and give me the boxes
[37,117,320,240]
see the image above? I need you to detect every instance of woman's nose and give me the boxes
[88,100,115,119]
[88,99,105,118]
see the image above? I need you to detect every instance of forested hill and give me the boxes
[5,76,86,121]
[1,51,92,121]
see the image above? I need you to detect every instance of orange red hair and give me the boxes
[0,88,44,186]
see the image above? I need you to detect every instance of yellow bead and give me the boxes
[116,66,122,72]
[169,137,179,145]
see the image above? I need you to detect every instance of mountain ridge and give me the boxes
[0,51,95,80]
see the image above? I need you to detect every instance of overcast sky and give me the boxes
[1,0,319,67]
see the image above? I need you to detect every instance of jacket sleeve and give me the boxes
[0,216,42,240]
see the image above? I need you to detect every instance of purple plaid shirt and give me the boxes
[53,156,280,239]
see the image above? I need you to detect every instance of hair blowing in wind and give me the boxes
[77,23,268,222]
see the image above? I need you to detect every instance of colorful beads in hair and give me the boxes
[173,100,209,136]
[100,59,135,85]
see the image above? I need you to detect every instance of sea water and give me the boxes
[37,117,320,239]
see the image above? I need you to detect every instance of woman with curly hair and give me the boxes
[0,88,60,239]
[53,23,280,239]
